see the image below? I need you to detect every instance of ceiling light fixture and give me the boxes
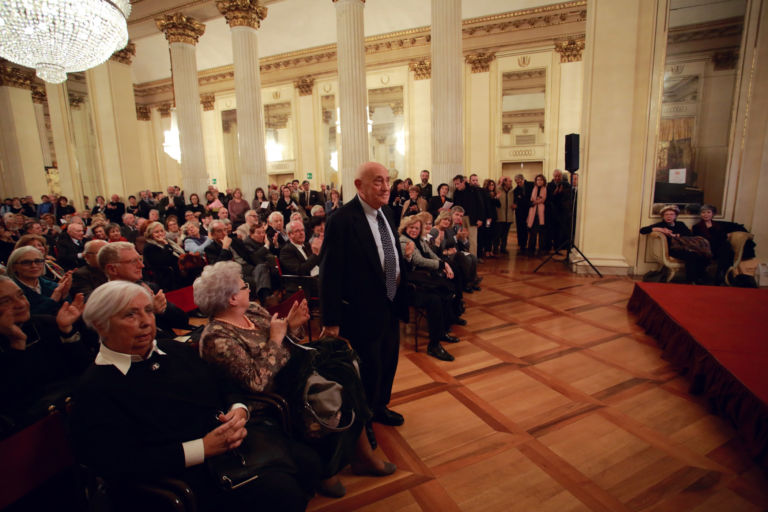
[0,0,131,84]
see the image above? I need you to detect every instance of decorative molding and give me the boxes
[465,52,496,73]
[157,102,172,117]
[0,60,33,90]
[294,76,315,96]
[136,105,151,121]
[69,95,85,109]
[667,17,743,45]
[712,49,739,71]
[156,13,206,45]
[554,35,585,62]
[216,0,268,29]
[409,59,431,80]
[200,94,216,110]
[31,86,46,104]
[504,69,546,81]
[134,2,587,101]
[518,55,531,67]
[111,42,137,65]
[332,0,365,2]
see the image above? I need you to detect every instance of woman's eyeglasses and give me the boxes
[17,258,45,266]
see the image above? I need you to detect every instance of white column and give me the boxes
[334,0,369,197]
[157,14,209,197]
[295,78,319,187]
[431,0,464,187]
[32,90,53,168]
[45,82,84,204]
[0,85,48,197]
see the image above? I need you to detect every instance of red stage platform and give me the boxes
[628,282,768,467]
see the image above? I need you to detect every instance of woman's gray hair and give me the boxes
[267,211,282,224]
[193,261,243,317]
[145,221,164,239]
[6,246,43,279]
[82,281,153,332]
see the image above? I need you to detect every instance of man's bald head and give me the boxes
[355,162,390,209]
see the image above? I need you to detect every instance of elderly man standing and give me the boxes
[320,161,409,435]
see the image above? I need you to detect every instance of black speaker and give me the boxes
[565,133,579,172]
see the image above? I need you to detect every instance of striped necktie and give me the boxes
[376,210,397,301]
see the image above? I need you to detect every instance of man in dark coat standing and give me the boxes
[512,174,533,251]
[319,162,409,431]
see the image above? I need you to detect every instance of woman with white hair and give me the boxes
[71,280,315,511]
[143,221,185,291]
[195,261,396,498]
[7,246,73,315]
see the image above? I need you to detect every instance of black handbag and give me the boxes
[207,420,297,491]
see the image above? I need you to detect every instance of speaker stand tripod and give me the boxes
[533,183,602,277]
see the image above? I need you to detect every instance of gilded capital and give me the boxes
[294,76,315,96]
[158,103,173,118]
[136,105,151,121]
[465,52,496,73]
[554,36,585,63]
[0,59,33,90]
[156,13,206,45]
[201,94,216,111]
[69,95,85,109]
[409,59,431,80]
[32,86,46,104]
[216,0,268,29]
[111,41,136,65]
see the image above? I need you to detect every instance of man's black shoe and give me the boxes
[373,407,404,426]
[454,318,467,326]
[442,334,460,343]
[427,344,454,361]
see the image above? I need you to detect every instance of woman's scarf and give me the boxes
[145,237,185,258]
[526,185,546,228]
[404,232,430,259]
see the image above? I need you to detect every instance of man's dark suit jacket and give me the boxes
[105,202,125,225]
[298,190,321,212]
[319,195,409,335]
[71,264,107,300]
[279,242,319,276]
[56,235,87,270]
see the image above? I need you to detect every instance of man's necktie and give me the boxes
[376,211,397,301]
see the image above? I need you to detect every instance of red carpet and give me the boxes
[628,282,768,466]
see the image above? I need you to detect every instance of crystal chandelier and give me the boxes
[0,0,132,84]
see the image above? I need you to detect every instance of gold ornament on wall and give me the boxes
[200,94,216,111]
[518,55,531,67]
[157,103,172,117]
[465,52,496,73]
[136,105,151,121]
[0,59,33,90]
[111,41,136,65]
[294,76,315,96]
[554,36,585,63]
[156,13,206,45]
[31,86,46,104]
[409,59,431,80]
[216,0,268,29]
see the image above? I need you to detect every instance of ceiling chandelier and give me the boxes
[0,0,132,84]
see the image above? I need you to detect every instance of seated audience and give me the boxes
[400,185,427,219]
[14,234,65,281]
[143,222,186,291]
[165,215,182,244]
[7,246,73,316]
[70,281,315,511]
[0,276,90,438]
[279,220,322,277]
[640,204,709,284]
[266,211,290,257]
[194,262,396,498]
[98,242,189,334]
[692,204,754,284]
[324,189,342,217]
[56,222,88,270]
[446,207,480,292]
[186,192,206,219]
[182,221,213,254]
[71,240,108,300]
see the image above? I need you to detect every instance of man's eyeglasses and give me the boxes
[17,258,45,266]
[117,257,143,266]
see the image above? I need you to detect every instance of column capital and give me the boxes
[294,76,315,96]
[409,59,431,80]
[200,94,216,111]
[156,13,206,45]
[465,52,496,73]
[0,59,33,90]
[32,86,47,104]
[554,36,585,63]
[216,0,268,29]
[69,95,85,109]
[158,103,173,117]
[136,105,151,121]
[111,41,136,65]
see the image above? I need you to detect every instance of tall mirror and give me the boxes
[500,69,545,148]
[652,0,746,214]
[320,94,338,186]
[367,86,405,177]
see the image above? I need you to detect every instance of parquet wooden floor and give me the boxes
[307,253,768,512]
